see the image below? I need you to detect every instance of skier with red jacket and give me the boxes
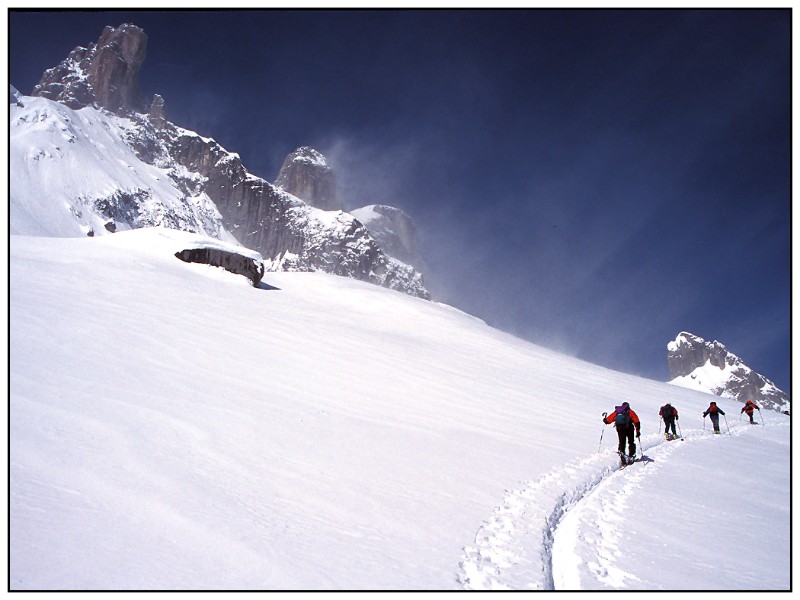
[603,402,641,464]
[741,400,760,424]
[659,403,679,440]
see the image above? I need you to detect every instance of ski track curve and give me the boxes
[456,421,758,590]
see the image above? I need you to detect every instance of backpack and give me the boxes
[614,408,631,429]
[661,404,673,419]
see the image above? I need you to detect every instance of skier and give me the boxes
[703,401,726,434]
[659,403,679,440]
[603,402,641,464]
[741,400,760,424]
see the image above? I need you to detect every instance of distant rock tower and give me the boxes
[274,147,340,211]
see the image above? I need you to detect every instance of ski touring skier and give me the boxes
[603,401,641,465]
[741,400,760,424]
[703,401,726,434]
[659,403,679,440]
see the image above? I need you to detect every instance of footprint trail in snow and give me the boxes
[457,424,751,590]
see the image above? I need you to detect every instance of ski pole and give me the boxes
[758,408,764,425]
[677,419,684,440]
[723,414,731,435]
[598,413,607,453]
[658,417,662,434]
[703,415,706,430]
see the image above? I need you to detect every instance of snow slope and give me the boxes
[10,95,227,239]
[9,229,790,590]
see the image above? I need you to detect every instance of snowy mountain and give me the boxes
[274,148,427,272]
[9,229,790,590]
[350,204,426,272]
[667,332,790,413]
[15,23,429,299]
[274,146,428,278]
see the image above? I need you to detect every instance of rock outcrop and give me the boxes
[667,331,790,412]
[274,147,340,211]
[32,23,148,114]
[175,246,265,287]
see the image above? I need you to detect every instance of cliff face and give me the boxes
[667,332,789,413]
[32,23,148,114]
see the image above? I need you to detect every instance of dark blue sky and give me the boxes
[9,9,792,392]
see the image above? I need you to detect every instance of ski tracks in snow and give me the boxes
[457,450,621,590]
[457,425,751,590]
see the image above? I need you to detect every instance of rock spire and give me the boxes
[275,147,339,211]
[32,23,148,114]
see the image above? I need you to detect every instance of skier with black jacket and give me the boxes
[659,403,679,440]
[703,401,725,434]
[603,402,641,464]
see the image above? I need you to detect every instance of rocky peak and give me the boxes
[667,331,790,413]
[350,205,424,270]
[32,23,148,114]
[274,147,339,211]
[667,332,729,379]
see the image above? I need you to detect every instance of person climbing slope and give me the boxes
[741,400,760,424]
[603,402,641,464]
[703,401,726,434]
[659,403,679,440]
